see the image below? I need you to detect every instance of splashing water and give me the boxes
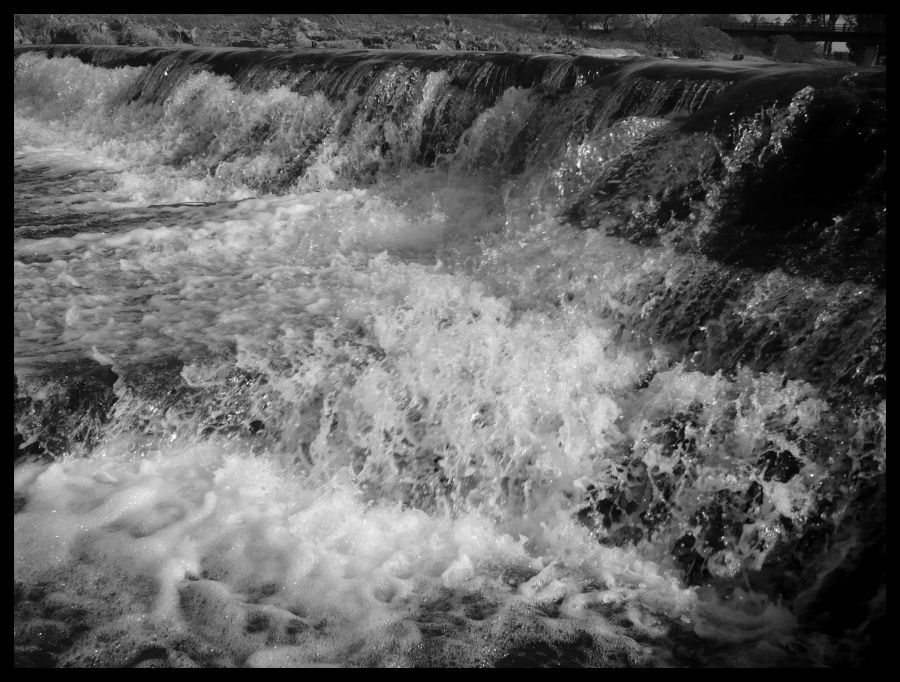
[14,48,885,668]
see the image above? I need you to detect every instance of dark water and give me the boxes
[14,45,885,667]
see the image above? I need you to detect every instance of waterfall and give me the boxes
[14,45,885,668]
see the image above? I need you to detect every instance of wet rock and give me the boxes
[757,449,802,482]
[744,481,764,508]
[672,533,709,585]
[15,362,119,459]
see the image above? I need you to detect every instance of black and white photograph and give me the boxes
[14,13,885,667]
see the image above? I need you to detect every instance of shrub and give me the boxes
[772,35,815,62]
[85,29,117,45]
[49,27,81,44]
[118,24,168,47]
[692,26,735,53]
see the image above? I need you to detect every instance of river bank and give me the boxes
[14,14,740,59]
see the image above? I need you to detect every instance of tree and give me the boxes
[822,14,842,55]
[559,14,587,31]
[625,14,681,51]
[623,14,713,56]
[548,14,619,33]
[696,14,742,27]
[593,14,618,33]
[772,34,815,62]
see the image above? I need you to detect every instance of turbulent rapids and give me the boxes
[14,45,885,667]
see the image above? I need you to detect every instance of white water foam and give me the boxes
[15,51,877,667]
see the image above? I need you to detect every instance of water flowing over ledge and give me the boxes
[15,45,885,667]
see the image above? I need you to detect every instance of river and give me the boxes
[14,46,885,667]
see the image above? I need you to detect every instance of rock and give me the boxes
[292,34,313,49]
[757,449,801,482]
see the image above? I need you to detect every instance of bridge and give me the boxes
[716,20,885,65]
[716,20,886,43]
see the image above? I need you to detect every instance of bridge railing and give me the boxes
[717,21,857,33]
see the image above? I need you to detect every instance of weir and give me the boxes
[14,46,885,667]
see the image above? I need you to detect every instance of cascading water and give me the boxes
[14,45,885,668]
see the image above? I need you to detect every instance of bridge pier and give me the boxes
[857,44,881,66]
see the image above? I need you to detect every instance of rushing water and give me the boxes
[14,46,885,668]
